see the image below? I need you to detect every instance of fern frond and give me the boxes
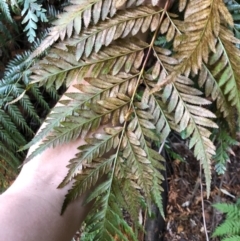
[168,78,217,195]
[62,156,115,212]
[0,0,14,23]
[222,236,240,241]
[214,220,240,237]
[21,0,48,43]
[0,17,14,48]
[171,0,233,76]
[213,202,240,219]
[213,127,238,175]
[5,104,33,136]
[0,128,22,157]
[115,178,143,226]
[30,0,119,58]
[160,12,181,43]
[150,45,218,195]
[25,73,135,160]
[121,127,153,200]
[198,63,235,132]
[226,0,240,39]
[213,201,240,240]
[22,103,82,151]
[59,127,122,186]
[0,109,26,145]
[142,88,171,142]
[84,186,138,241]
[0,141,21,167]
[217,26,240,113]
[30,39,147,87]
[150,149,165,217]
[54,6,163,61]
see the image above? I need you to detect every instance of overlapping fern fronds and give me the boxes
[0,39,59,189]
[10,0,240,239]
[0,1,68,189]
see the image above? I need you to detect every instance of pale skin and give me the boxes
[0,81,99,241]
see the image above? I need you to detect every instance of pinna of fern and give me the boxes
[18,0,240,239]
[212,200,240,241]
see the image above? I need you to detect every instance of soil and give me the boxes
[162,142,240,241]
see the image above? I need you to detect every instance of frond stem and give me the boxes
[166,12,182,35]
[129,0,170,104]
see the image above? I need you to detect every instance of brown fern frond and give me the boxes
[54,6,163,61]
[172,0,233,77]
[59,127,122,187]
[148,45,217,195]
[30,0,118,59]
[160,12,181,42]
[25,73,137,162]
[29,39,148,87]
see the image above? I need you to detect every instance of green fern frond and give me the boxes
[151,151,165,217]
[21,103,82,151]
[0,141,21,167]
[165,78,217,195]
[5,104,33,136]
[216,27,240,113]
[213,201,240,240]
[0,0,14,23]
[115,178,143,227]
[21,0,48,43]
[0,109,26,145]
[120,128,153,200]
[198,63,236,133]
[222,236,240,241]
[16,0,240,239]
[213,202,240,219]
[213,127,238,175]
[0,35,57,181]
[214,220,240,237]
[84,185,138,241]
[225,0,240,39]
[62,156,115,212]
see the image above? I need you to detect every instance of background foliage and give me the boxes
[1,0,240,240]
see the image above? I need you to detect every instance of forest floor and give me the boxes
[163,141,240,241]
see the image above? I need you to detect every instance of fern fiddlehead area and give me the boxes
[2,0,240,240]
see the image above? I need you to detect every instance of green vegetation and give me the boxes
[213,200,240,241]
